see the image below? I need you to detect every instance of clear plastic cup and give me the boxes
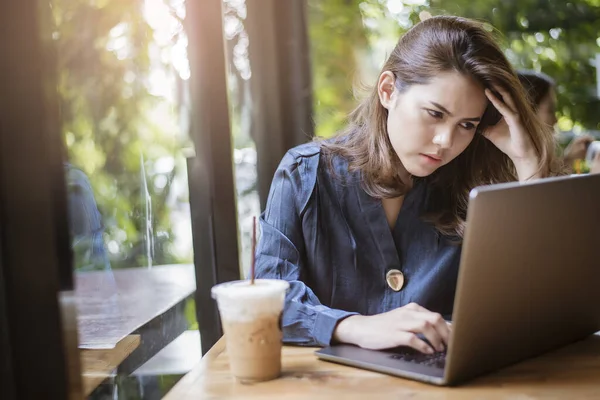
[211,279,289,382]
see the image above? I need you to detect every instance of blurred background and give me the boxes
[56,0,600,395]
[1,0,598,399]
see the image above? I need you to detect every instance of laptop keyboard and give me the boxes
[387,347,447,369]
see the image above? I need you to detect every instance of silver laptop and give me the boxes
[315,173,600,386]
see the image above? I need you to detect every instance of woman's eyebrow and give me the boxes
[429,101,481,121]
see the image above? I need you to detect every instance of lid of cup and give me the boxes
[211,279,289,300]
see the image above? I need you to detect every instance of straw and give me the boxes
[250,216,257,285]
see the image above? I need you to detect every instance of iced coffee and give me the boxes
[211,279,289,382]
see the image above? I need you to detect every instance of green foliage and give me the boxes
[307,0,427,137]
[184,297,199,330]
[49,0,191,269]
[308,0,370,137]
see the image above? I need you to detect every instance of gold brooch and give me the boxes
[386,269,405,291]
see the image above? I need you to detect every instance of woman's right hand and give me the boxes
[333,303,451,354]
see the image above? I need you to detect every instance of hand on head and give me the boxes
[483,86,543,180]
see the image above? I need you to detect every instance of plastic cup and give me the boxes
[211,279,289,382]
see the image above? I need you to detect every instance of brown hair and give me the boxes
[517,70,556,108]
[321,16,563,238]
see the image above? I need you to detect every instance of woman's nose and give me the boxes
[433,127,454,149]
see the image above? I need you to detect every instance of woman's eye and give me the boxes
[427,109,443,119]
[461,122,476,131]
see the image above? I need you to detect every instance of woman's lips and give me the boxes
[420,153,442,164]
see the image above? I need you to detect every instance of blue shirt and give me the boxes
[255,142,462,347]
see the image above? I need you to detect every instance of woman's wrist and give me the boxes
[513,156,542,181]
[332,315,364,345]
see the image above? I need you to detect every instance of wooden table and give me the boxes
[75,264,196,397]
[76,264,196,349]
[166,333,600,399]
[80,335,141,397]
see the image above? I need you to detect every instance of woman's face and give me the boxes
[537,88,557,128]
[378,70,488,177]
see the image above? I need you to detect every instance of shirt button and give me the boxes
[386,269,405,291]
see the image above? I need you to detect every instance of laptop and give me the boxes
[315,173,600,386]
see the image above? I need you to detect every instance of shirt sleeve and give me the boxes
[254,147,358,347]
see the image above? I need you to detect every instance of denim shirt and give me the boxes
[255,142,461,347]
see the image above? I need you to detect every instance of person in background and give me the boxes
[255,16,563,354]
[590,148,600,174]
[517,70,596,172]
[65,163,111,271]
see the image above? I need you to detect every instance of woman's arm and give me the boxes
[254,149,358,347]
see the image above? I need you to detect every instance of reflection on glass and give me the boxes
[44,0,199,397]
[65,163,111,272]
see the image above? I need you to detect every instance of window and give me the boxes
[43,0,201,396]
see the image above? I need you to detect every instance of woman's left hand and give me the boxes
[483,86,541,181]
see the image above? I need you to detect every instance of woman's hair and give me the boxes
[321,15,563,238]
[517,70,556,108]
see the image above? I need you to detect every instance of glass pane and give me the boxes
[40,0,201,397]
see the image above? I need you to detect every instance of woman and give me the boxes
[255,16,563,354]
[517,70,595,171]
